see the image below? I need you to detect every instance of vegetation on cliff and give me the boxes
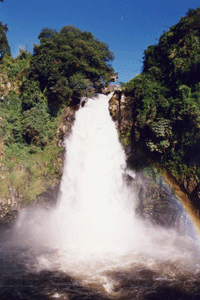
[123,8,200,192]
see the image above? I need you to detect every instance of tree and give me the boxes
[123,7,200,180]
[29,25,115,113]
[0,22,11,59]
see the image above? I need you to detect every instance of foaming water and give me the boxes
[2,93,200,299]
[50,93,138,254]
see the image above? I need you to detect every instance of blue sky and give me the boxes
[1,0,200,83]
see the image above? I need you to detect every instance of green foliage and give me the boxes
[0,94,24,146]
[7,63,20,78]
[21,79,46,110]
[140,8,200,97]
[29,25,114,113]
[0,49,31,89]
[123,7,200,181]
[0,86,60,204]
[0,48,57,147]
[5,49,32,80]
[0,22,10,59]
[22,103,57,146]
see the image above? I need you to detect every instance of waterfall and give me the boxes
[52,93,137,253]
[14,92,198,257]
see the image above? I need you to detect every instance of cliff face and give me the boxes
[108,89,133,156]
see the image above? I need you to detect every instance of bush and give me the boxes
[22,103,56,146]
[123,7,200,181]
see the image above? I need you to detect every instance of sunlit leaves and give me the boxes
[29,25,114,113]
[123,7,200,180]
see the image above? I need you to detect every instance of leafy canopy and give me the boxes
[123,7,200,180]
[29,25,115,113]
[0,22,11,59]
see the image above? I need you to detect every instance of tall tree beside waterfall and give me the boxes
[29,25,115,114]
[0,22,11,59]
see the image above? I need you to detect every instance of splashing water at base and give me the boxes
[2,93,200,299]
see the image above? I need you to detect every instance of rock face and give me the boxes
[108,90,133,159]
[57,99,79,147]
[134,172,186,229]
[0,187,21,223]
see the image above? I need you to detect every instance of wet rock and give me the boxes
[108,91,133,153]
[191,182,200,210]
[57,99,80,144]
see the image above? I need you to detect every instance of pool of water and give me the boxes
[1,223,200,300]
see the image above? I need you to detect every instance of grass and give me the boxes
[0,140,64,205]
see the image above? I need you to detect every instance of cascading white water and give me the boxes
[52,93,137,254]
[14,92,198,259]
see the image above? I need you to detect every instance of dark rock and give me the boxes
[191,182,200,210]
